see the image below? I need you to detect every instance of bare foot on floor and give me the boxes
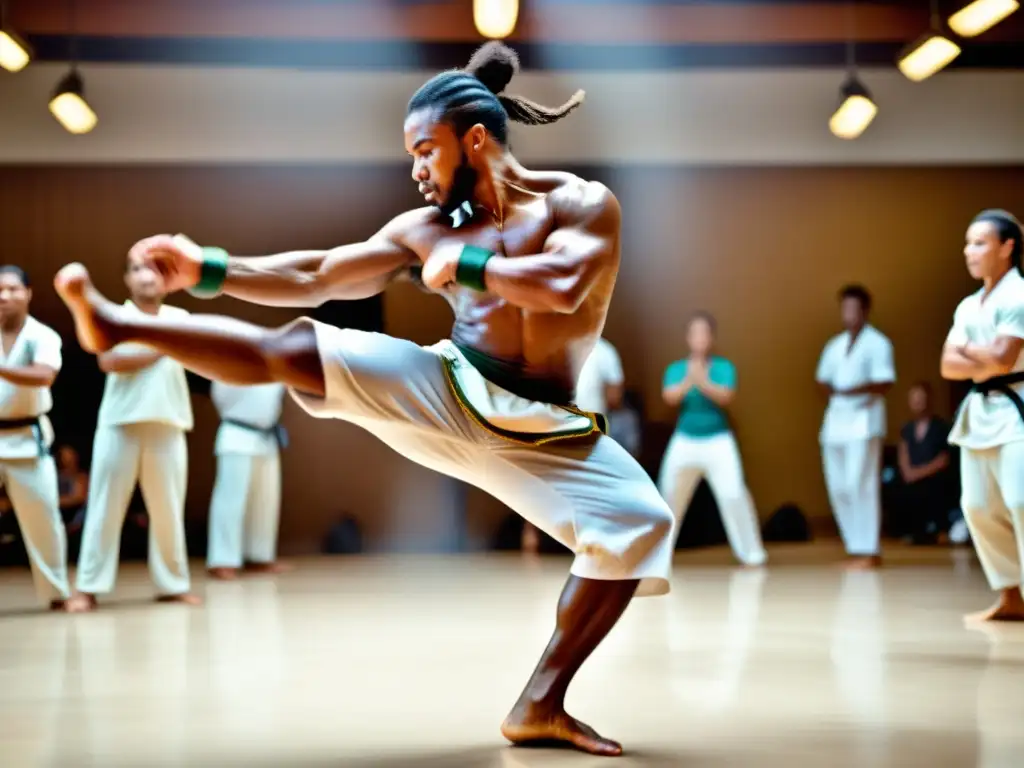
[208,567,239,580]
[64,593,98,613]
[53,264,119,354]
[844,555,881,571]
[501,709,623,757]
[49,599,66,612]
[155,593,203,606]
[964,597,1024,623]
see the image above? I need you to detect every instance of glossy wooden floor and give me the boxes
[1,543,1022,767]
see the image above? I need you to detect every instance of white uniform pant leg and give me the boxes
[1,456,70,603]
[656,433,704,540]
[702,433,768,566]
[960,444,1024,591]
[206,454,254,569]
[138,424,190,595]
[76,425,142,594]
[823,438,882,556]
[244,451,281,564]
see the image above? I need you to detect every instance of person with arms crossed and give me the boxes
[657,311,766,567]
[816,285,895,569]
[941,209,1024,623]
[53,42,675,756]
[0,266,71,609]
[206,381,288,579]
[66,251,200,612]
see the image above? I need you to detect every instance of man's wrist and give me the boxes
[454,245,496,292]
[187,246,230,299]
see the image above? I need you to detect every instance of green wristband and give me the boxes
[454,245,495,292]
[187,246,229,299]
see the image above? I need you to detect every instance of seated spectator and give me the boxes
[897,382,954,543]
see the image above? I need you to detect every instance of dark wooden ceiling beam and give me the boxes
[11,0,1022,45]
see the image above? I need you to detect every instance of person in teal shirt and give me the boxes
[657,312,767,566]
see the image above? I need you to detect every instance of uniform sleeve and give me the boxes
[815,339,834,384]
[869,336,896,383]
[711,359,737,388]
[31,328,63,372]
[995,300,1024,340]
[601,344,625,387]
[663,361,685,388]
[945,302,970,346]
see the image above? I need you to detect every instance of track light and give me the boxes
[897,32,961,81]
[474,0,519,39]
[49,69,97,134]
[0,28,30,73]
[829,75,877,140]
[949,0,1019,36]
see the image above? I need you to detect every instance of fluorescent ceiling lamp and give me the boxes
[829,77,877,140]
[0,28,30,72]
[897,33,961,81]
[474,0,518,39]
[949,0,1020,37]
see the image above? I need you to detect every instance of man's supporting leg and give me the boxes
[845,437,883,568]
[501,575,639,756]
[55,265,325,396]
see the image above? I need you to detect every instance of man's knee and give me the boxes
[262,319,325,397]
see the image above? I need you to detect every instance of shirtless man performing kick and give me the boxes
[53,43,676,756]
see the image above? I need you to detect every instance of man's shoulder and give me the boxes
[26,315,60,342]
[550,175,618,220]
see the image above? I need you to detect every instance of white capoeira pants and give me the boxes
[821,438,883,556]
[76,422,191,596]
[0,456,70,603]
[207,451,281,569]
[959,441,1024,591]
[656,432,767,566]
[287,321,677,597]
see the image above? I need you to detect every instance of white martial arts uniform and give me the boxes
[0,316,70,603]
[574,337,624,414]
[207,381,286,569]
[816,325,895,556]
[946,270,1024,590]
[656,356,767,566]
[289,322,676,597]
[76,302,194,597]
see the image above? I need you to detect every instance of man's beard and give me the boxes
[436,153,479,223]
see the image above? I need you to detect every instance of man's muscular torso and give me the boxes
[393,170,620,393]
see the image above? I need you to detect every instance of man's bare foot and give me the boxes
[208,567,239,580]
[53,263,120,354]
[64,593,98,613]
[501,707,623,757]
[964,589,1024,623]
[155,593,203,606]
[243,561,292,575]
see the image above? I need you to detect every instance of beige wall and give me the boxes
[2,163,1017,550]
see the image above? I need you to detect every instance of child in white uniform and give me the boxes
[816,285,895,568]
[0,266,71,609]
[67,252,199,612]
[941,209,1024,622]
[207,381,287,579]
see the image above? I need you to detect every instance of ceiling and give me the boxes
[6,0,1024,70]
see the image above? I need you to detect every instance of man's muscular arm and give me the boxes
[143,213,420,308]
[483,183,620,314]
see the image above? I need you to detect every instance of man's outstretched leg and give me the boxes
[54,264,324,395]
[501,575,639,757]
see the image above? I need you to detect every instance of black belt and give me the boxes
[0,416,48,457]
[961,371,1024,423]
[223,418,289,449]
